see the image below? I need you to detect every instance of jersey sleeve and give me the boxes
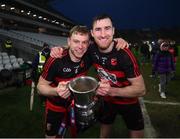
[41,57,59,81]
[120,48,141,78]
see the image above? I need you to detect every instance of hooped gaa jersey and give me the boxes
[41,49,92,110]
[88,44,141,104]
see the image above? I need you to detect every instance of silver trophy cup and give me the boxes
[69,76,99,127]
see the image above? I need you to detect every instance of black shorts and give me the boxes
[98,101,144,130]
[45,109,65,136]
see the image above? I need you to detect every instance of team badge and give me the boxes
[111,58,117,66]
[80,61,84,68]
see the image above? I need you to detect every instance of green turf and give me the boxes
[0,86,44,138]
[145,104,180,138]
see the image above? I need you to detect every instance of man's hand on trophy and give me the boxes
[56,81,70,99]
[96,79,111,96]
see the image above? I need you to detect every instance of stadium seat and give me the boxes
[0,59,2,64]
[27,61,32,65]
[2,55,9,60]
[0,64,4,71]
[1,52,8,57]
[2,59,10,65]
[10,57,17,64]
[4,63,13,70]
[12,62,20,69]
[9,55,16,59]
[17,58,24,65]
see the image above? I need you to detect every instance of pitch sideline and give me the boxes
[139,97,157,138]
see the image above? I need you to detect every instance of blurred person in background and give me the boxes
[32,43,50,83]
[31,43,50,104]
[140,41,150,65]
[168,39,178,79]
[3,38,13,55]
[149,40,160,78]
[153,40,175,99]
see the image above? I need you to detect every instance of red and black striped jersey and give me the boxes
[41,49,92,108]
[88,44,141,104]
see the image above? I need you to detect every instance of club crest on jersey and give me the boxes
[80,61,84,68]
[111,58,117,66]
